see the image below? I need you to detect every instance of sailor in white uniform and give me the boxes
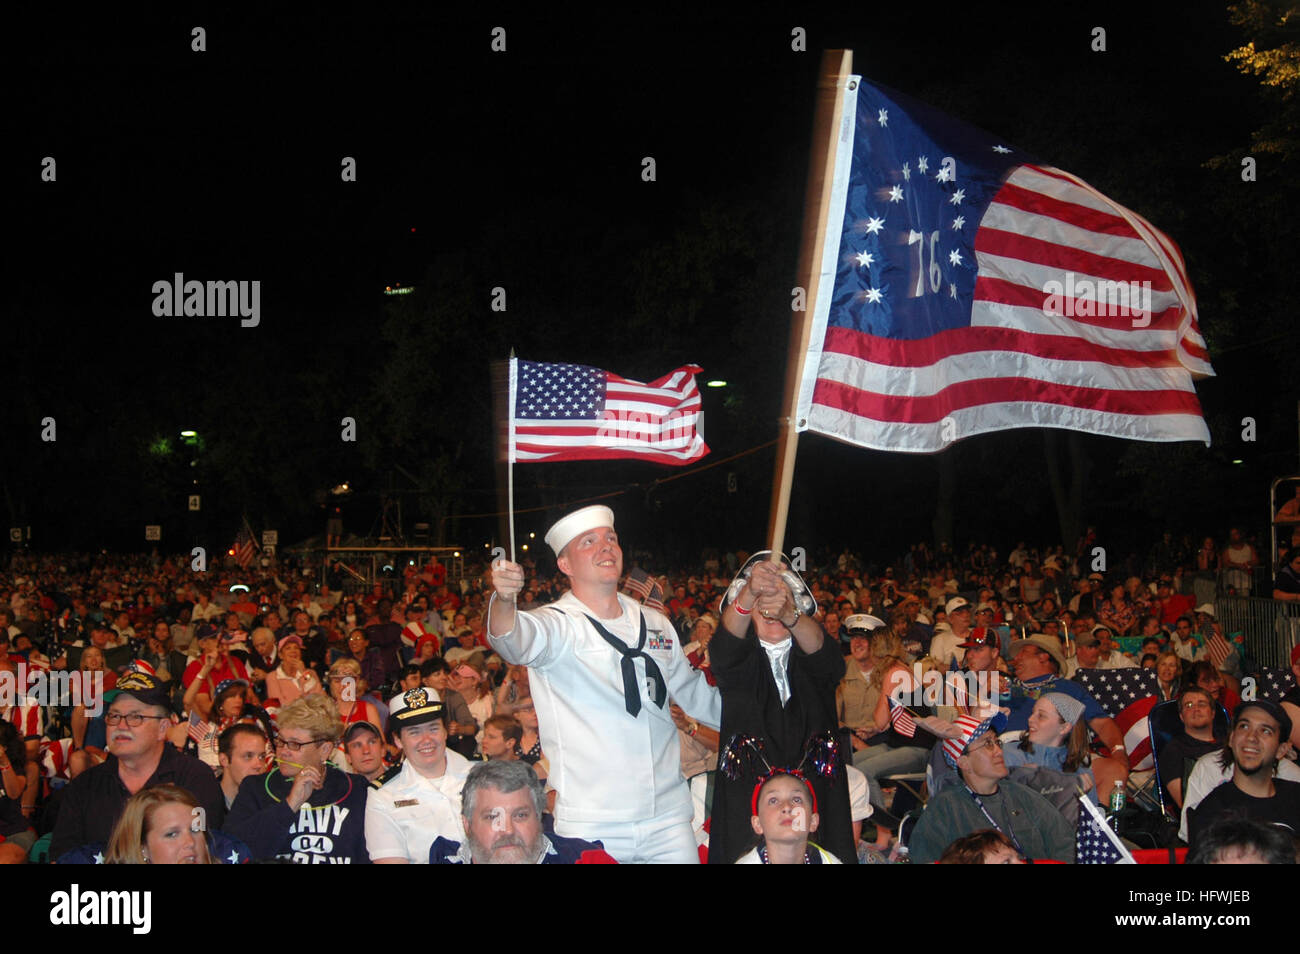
[488,505,721,863]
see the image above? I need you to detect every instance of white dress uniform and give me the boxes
[364,749,473,863]
[489,590,721,863]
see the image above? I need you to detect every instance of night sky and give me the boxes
[7,4,1296,566]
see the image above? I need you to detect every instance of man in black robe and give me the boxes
[708,558,854,864]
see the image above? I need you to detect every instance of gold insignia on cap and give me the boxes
[404,688,428,709]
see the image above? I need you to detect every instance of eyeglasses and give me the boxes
[274,737,328,752]
[105,712,169,727]
[1182,700,1211,710]
[967,735,1004,754]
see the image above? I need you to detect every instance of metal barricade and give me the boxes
[1216,596,1300,670]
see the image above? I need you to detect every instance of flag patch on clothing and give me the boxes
[646,631,674,652]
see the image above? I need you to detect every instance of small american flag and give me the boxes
[624,568,654,600]
[1207,631,1233,670]
[187,709,215,746]
[509,358,708,465]
[230,523,257,569]
[944,670,969,709]
[1075,795,1135,864]
[796,77,1212,453]
[888,695,917,737]
[623,568,667,613]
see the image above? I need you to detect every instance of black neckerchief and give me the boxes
[582,609,667,717]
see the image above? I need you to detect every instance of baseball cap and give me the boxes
[544,505,615,557]
[945,596,971,616]
[1194,603,1216,618]
[959,626,999,650]
[213,678,249,697]
[1232,699,1293,741]
[344,720,383,744]
[277,635,303,653]
[103,671,172,710]
[388,686,448,731]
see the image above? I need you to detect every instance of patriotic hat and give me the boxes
[545,505,615,557]
[942,715,996,768]
[388,686,447,732]
[960,626,999,650]
[127,659,157,677]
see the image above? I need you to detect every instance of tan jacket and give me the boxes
[837,657,879,730]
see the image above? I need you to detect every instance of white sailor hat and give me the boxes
[844,614,886,635]
[388,686,447,732]
[544,505,615,557]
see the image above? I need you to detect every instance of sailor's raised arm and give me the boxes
[487,559,560,668]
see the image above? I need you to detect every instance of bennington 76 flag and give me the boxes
[508,357,708,465]
[796,79,1214,453]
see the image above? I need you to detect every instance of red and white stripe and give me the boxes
[511,361,708,465]
[803,162,1212,453]
[1113,695,1157,771]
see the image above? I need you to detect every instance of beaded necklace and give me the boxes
[262,765,353,807]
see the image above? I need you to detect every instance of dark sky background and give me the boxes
[7,4,1297,568]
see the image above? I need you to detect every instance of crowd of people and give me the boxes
[0,516,1297,865]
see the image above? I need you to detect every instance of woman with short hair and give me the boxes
[224,695,370,863]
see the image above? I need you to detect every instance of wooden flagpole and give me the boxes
[767,49,855,557]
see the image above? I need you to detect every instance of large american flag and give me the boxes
[509,358,708,465]
[796,79,1213,452]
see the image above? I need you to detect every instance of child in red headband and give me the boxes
[734,771,842,864]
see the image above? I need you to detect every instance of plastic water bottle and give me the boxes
[1108,780,1126,833]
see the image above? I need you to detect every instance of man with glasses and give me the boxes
[365,687,472,863]
[908,714,1075,864]
[1187,700,1300,850]
[1157,687,1224,809]
[50,671,224,861]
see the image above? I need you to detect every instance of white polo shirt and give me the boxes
[364,750,473,863]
